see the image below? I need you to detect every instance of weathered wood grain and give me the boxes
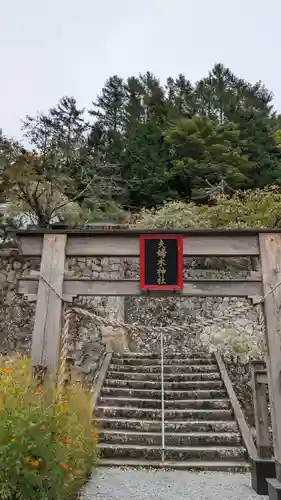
[18,234,259,257]
[259,233,281,479]
[18,278,263,297]
[256,372,268,385]
[251,362,271,458]
[92,352,113,412]
[30,234,66,380]
[215,352,257,459]
[19,235,43,256]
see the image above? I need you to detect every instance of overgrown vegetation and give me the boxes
[133,187,281,229]
[0,357,99,500]
[1,63,281,227]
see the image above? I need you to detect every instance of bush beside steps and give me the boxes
[0,357,99,500]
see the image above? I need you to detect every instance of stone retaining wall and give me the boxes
[0,250,38,353]
[0,251,126,384]
[0,252,265,362]
[125,257,264,356]
[0,251,265,425]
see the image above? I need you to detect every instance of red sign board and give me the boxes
[140,234,183,291]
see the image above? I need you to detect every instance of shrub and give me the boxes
[0,357,99,500]
[133,187,281,229]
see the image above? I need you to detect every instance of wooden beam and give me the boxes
[12,227,281,235]
[215,352,257,459]
[251,363,271,458]
[18,278,263,297]
[92,352,113,412]
[31,234,66,381]
[18,234,259,257]
[19,235,43,256]
[67,234,259,256]
[256,372,268,385]
[259,233,281,480]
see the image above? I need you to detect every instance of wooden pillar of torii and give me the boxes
[259,233,281,498]
[30,233,67,382]
[11,228,281,497]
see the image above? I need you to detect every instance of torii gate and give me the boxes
[11,227,281,499]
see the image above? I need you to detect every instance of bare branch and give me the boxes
[49,178,94,217]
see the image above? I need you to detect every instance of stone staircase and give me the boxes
[95,352,249,471]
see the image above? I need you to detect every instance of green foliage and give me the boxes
[134,187,281,229]
[121,120,171,208]
[1,63,281,221]
[134,200,205,229]
[274,129,281,150]
[165,117,252,192]
[199,187,281,228]
[226,108,281,188]
[0,358,99,500]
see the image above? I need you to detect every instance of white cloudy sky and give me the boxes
[0,0,280,141]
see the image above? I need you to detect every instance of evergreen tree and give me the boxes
[138,71,168,124]
[166,74,195,118]
[123,76,144,137]
[22,96,88,186]
[165,116,253,198]
[90,75,126,132]
[122,120,171,209]
[227,107,281,187]
[49,96,88,173]
[89,75,126,164]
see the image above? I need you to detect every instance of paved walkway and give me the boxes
[83,468,267,500]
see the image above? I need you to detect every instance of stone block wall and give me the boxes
[0,252,265,363]
[0,250,38,354]
[0,252,126,383]
[124,257,264,357]
[124,256,265,427]
[0,250,266,425]
[65,256,126,385]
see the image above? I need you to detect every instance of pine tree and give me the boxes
[90,75,126,132]
[22,97,88,180]
[89,75,126,165]
[138,72,168,124]
[123,76,144,137]
[49,96,88,178]
[165,116,253,198]
[166,74,195,118]
[122,120,171,209]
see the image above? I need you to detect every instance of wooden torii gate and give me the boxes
[11,227,281,498]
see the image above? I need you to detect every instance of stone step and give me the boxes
[98,458,250,472]
[104,378,224,390]
[99,430,242,447]
[101,387,227,400]
[109,364,218,373]
[113,352,213,360]
[106,371,221,381]
[95,418,239,433]
[164,399,230,410]
[95,406,233,421]
[112,357,215,366]
[99,443,246,461]
[98,397,231,410]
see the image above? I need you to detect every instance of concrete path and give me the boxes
[82,467,268,500]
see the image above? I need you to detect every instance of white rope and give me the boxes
[68,305,195,336]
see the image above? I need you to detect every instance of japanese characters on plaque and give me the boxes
[139,235,183,291]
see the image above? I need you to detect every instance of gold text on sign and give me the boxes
[157,239,167,285]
